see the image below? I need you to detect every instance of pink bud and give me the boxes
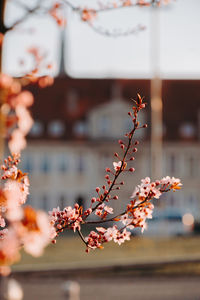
[133,148,137,152]
[129,168,135,172]
[130,157,135,161]
[113,196,118,200]
[87,208,92,214]
[96,187,100,193]
[91,197,96,203]
[105,175,109,180]
[106,168,111,172]
[118,140,123,144]
[143,124,148,128]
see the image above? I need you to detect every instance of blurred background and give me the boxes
[2,0,200,299]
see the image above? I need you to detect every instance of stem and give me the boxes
[85,188,171,225]
[62,0,155,14]
[77,229,88,246]
[85,196,150,224]
[83,111,139,221]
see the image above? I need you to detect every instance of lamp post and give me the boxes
[150,2,163,180]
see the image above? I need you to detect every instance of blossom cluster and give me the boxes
[0,155,54,275]
[0,72,53,154]
[48,95,182,252]
[49,204,83,238]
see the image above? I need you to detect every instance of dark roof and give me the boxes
[27,77,200,141]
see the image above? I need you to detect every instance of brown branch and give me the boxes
[86,22,145,38]
[86,129,137,218]
[4,0,47,33]
[84,188,171,225]
[77,228,88,246]
[62,0,156,14]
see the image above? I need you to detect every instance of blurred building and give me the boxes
[21,45,200,223]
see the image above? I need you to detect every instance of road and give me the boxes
[14,276,200,300]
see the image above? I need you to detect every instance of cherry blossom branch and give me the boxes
[86,22,145,38]
[83,95,146,220]
[84,188,170,224]
[62,0,162,15]
[49,95,182,251]
[4,0,43,33]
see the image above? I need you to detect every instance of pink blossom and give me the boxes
[141,177,151,185]
[0,228,20,265]
[0,229,8,240]
[8,129,26,154]
[96,227,106,234]
[3,166,18,179]
[0,215,5,227]
[16,105,33,135]
[104,226,118,242]
[113,161,122,171]
[11,207,52,257]
[104,205,113,214]
[0,73,13,89]
[113,229,131,245]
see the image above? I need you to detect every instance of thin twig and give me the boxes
[77,229,88,246]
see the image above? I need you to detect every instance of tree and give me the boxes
[0,0,180,284]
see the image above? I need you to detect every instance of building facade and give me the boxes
[20,77,200,221]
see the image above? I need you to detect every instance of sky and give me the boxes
[3,0,200,79]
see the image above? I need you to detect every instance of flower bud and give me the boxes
[91,197,96,203]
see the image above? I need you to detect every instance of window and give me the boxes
[179,123,196,139]
[59,195,66,210]
[41,195,48,211]
[66,89,78,113]
[58,154,68,173]
[48,120,65,137]
[29,120,44,137]
[74,121,88,137]
[124,118,132,133]
[77,154,85,173]
[188,155,199,177]
[41,155,50,173]
[99,115,110,135]
[23,155,33,173]
[169,154,176,174]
